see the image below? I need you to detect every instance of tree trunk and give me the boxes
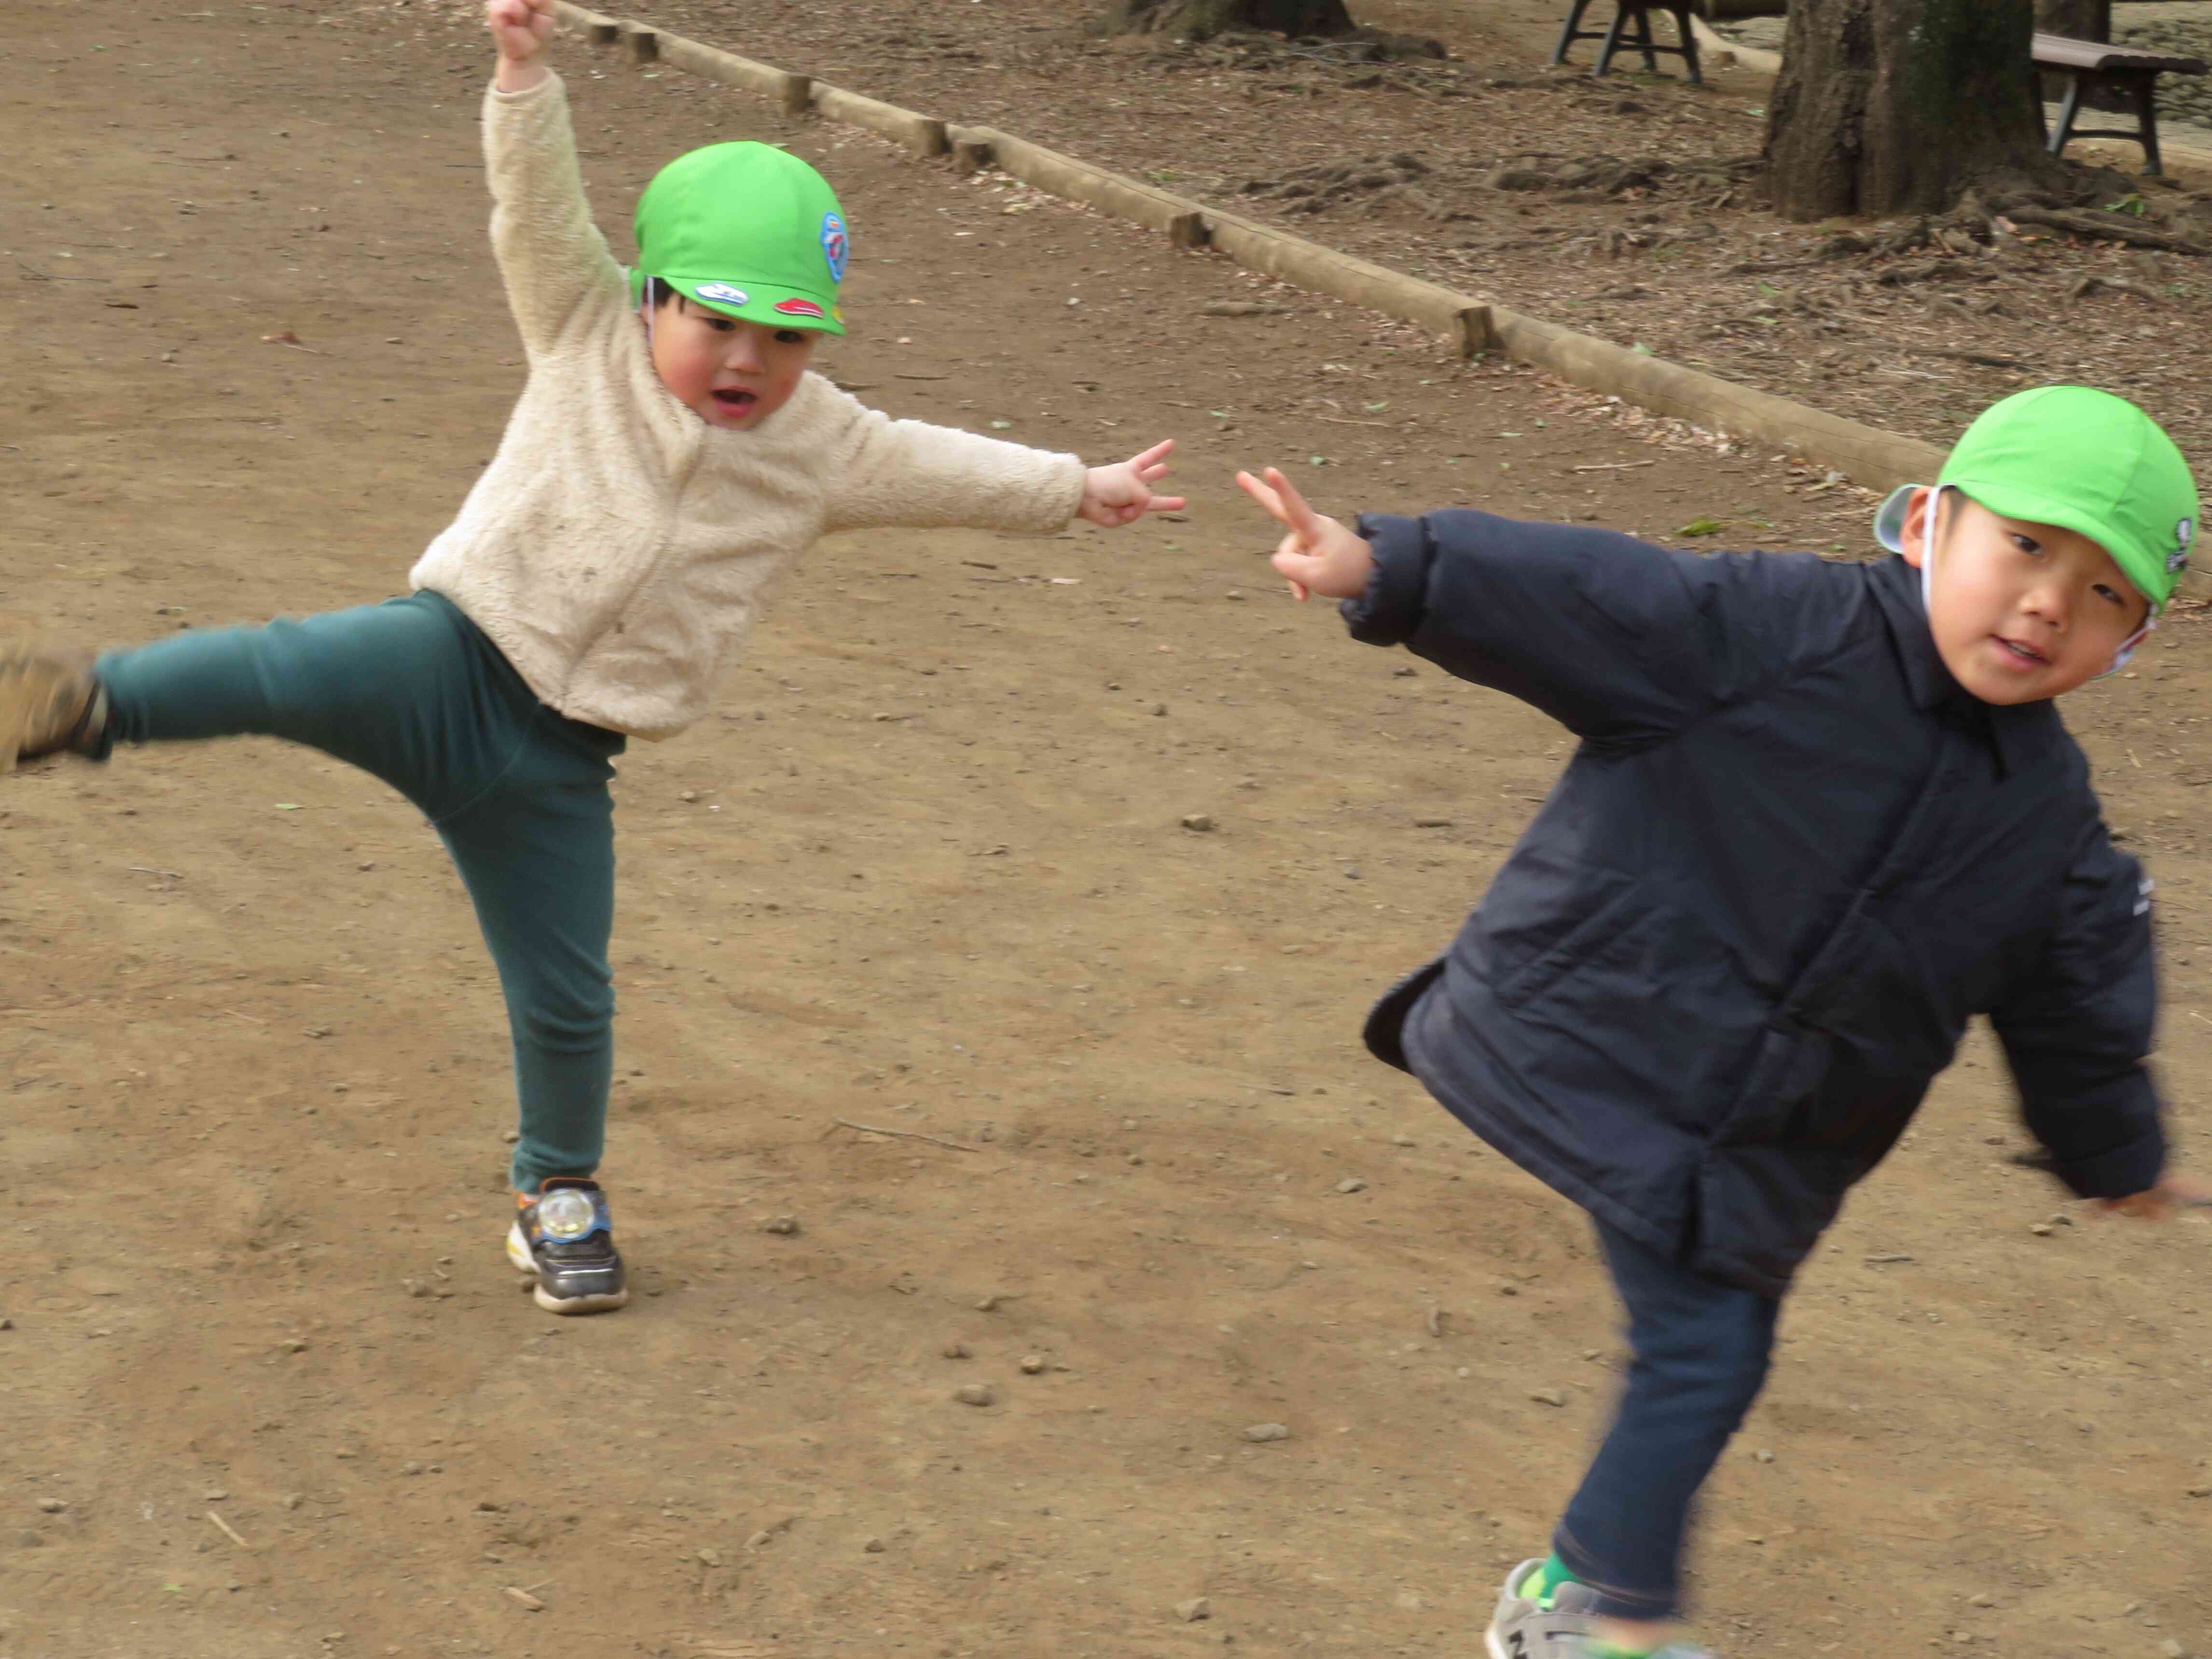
[2033,0,2110,40]
[1098,0,1356,40]
[1765,0,2063,219]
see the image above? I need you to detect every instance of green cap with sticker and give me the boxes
[1875,386,2198,613]
[628,141,848,335]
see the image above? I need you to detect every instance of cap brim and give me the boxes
[661,273,845,336]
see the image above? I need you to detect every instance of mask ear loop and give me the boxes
[2097,616,2154,679]
[1919,484,1947,612]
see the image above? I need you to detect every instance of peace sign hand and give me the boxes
[1234,466,1374,602]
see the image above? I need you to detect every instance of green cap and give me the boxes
[627,141,848,336]
[1874,386,2198,613]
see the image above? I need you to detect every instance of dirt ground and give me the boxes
[2,1,2211,1655]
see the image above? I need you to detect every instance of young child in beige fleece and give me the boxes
[0,0,1183,1313]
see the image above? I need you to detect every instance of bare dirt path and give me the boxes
[1,2,2209,1655]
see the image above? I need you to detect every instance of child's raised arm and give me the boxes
[477,0,628,356]
[488,0,555,92]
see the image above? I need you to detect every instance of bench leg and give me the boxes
[1594,1,1633,77]
[1552,0,1593,67]
[2135,75,2163,176]
[1671,5,1702,85]
[2049,71,2083,156]
[1631,5,1661,73]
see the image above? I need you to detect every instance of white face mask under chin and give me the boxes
[1919,484,2153,682]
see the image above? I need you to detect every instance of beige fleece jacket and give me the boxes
[407,74,1087,740]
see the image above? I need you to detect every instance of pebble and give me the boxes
[745,1529,774,1549]
[2159,1641,2185,1659]
[863,1536,886,1553]
[678,789,698,802]
[1753,1449,1774,1463]
[36,1498,65,1514]
[943,1341,972,1359]
[0,1317,12,1331]
[283,1337,309,1353]
[1529,1389,1568,1407]
[1020,1354,1046,1375]
[204,1488,229,1502]
[2030,1222,2055,1236]
[401,1462,423,1477]
[1967,1593,1994,1608]
[501,1128,521,1144]
[955,1383,995,1408]
[282,1493,303,1511]
[1180,813,1214,832]
[698,1547,723,1566]
[1391,1134,1416,1147]
[1242,1423,1290,1443]
[1175,1596,1213,1623]
[762,1215,800,1236]
[1334,1177,1369,1194]
[1413,816,1453,828]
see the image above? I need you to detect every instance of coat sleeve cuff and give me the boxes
[2050,1123,2168,1200]
[1340,512,1432,648]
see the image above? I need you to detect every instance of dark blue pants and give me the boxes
[1553,1219,1778,1620]
[1399,979,1780,1621]
[97,592,625,1191]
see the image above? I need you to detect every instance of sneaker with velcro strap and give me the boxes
[505,1177,628,1314]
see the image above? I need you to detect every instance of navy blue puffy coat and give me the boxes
[1349,511,2167,1295]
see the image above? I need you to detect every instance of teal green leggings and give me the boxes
[98,591,623,1191]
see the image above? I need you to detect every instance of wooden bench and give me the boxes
[2035,32,2208,177]
[1552,2,1703,86]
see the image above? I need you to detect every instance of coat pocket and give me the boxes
[1490,882,1647,1012]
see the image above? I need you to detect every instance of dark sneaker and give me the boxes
[505,1177,628,1314]
[0,642,105,772]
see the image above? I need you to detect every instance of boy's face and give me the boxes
[645,296,816,430]
[1900,488,2149,704]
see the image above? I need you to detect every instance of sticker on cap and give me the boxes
[693,282,750,306]
[774,297,827,319]
[2171,516,2196,574]
[820,212,848,285]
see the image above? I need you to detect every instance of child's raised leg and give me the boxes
[9,591,631,1312]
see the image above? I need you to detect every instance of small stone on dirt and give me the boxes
[1020,1354,1046,1374]
[36,1498,65,1514]
[763,1215,799,1235]
[1176,1596,1212,1622]
[956,1383,996,1407]
[1243,1423,1290,1443]
[1180,813,1214,831]
[2031,1222,2055,1236]
[1530,1388,1568,1407]
[943,1340,972,1359]
[1334,1177,1368,1194]
[864,1535,886,1553]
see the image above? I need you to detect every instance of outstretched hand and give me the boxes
[1079,439,1187,528]
[1233,465,1374,603]
[488,0,556,91]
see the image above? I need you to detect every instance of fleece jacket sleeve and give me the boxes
[482,72,628,358]
[1991,823,2169,1200]
[819,390,1087,537]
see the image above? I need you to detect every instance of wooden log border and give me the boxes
[549,0,1952,491]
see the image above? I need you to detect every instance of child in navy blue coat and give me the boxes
[1237,386,2201,1659]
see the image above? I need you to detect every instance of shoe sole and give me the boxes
[0,644,95,774]
[504,1220,630,1315]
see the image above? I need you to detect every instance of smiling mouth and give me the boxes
[710,388,758,414]
[1994,636,2048,666]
